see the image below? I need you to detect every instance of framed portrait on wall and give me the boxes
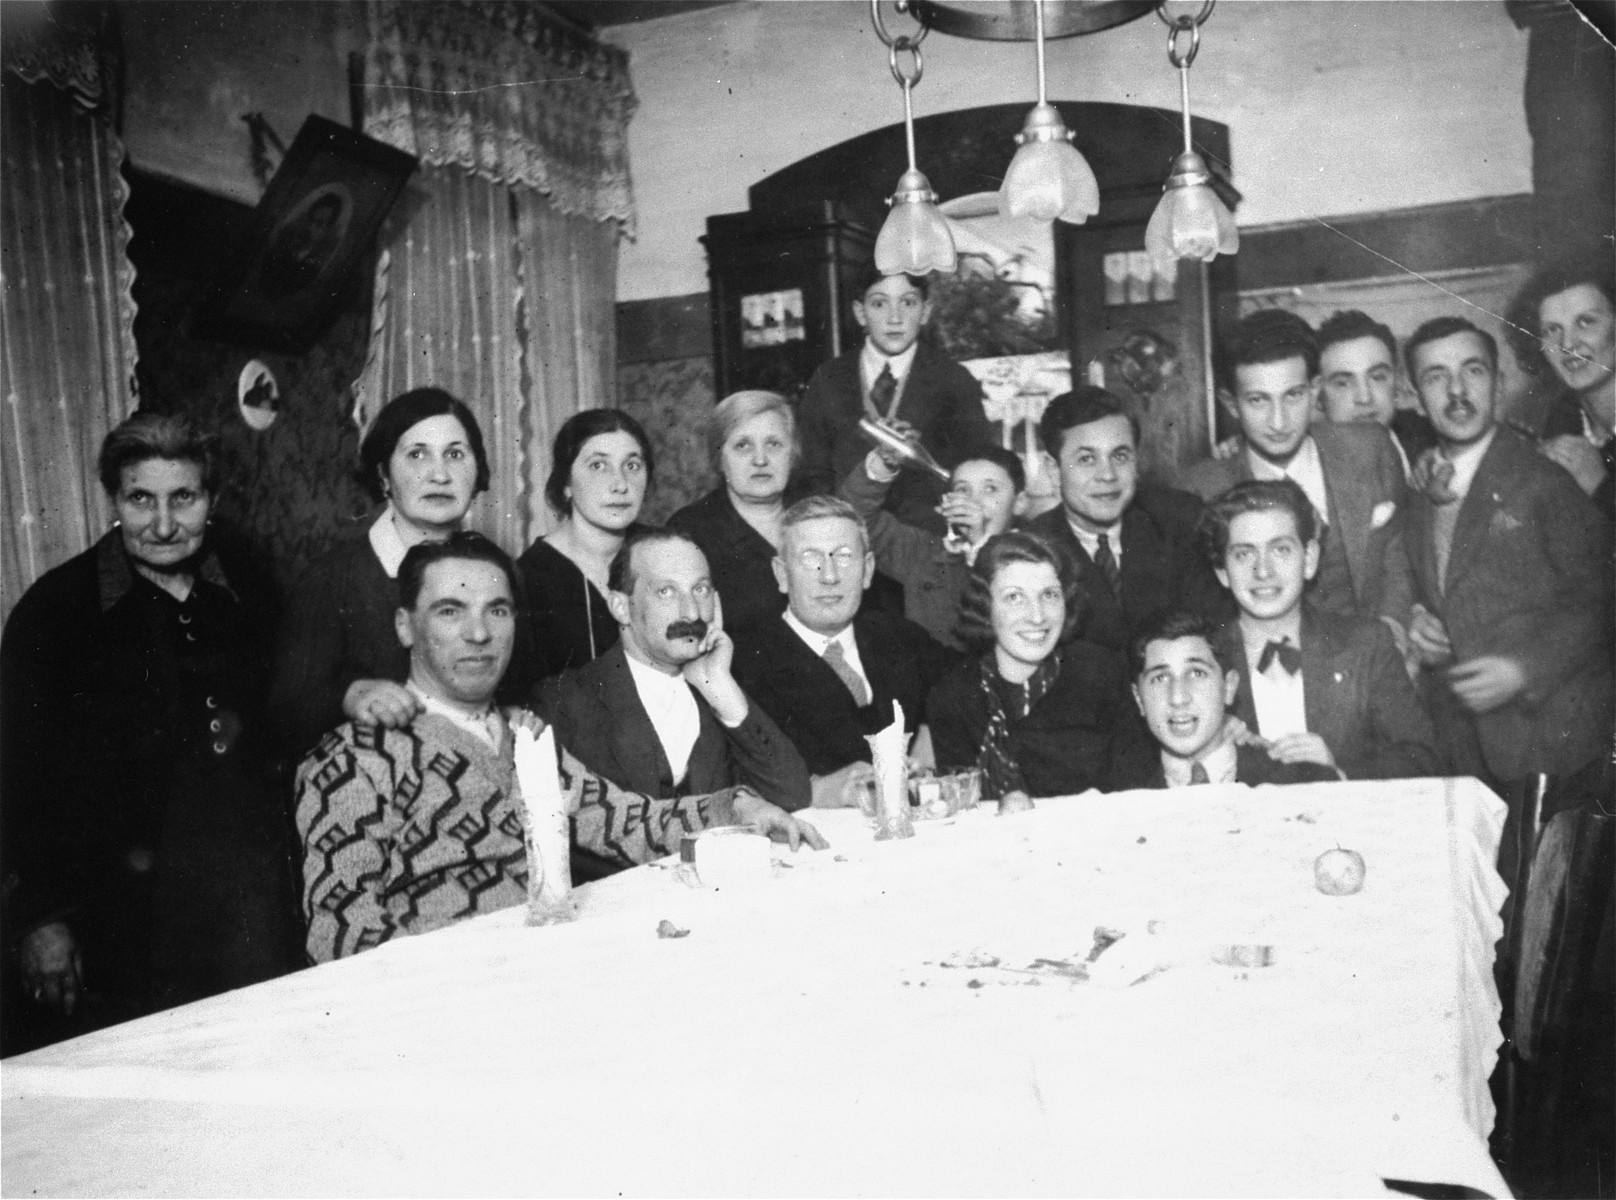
[195,115,416,353]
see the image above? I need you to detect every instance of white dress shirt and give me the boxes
[1247,435,1331,526]
[1161,736,1239,787]
[1443,426,1497,503]
[783,609,873,699]
[408,683,504,752]
[860,340,920,420]
[1241,622,1309,740]
[623,652,702,786]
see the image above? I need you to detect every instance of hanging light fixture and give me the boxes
[1144,0,1237,275]
[871,0,956,276]
[998,0,1099,224]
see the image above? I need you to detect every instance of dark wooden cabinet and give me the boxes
[701,202,873,402]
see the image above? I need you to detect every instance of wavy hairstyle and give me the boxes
[708,390,798,477]
[956,530,1084,649]
[357,388,490,504]
[98,411,220,496]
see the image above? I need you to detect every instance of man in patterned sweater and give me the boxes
[295,533,823,963]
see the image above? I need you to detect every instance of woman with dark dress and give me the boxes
[667,390,793,631]
[926,531,1150,811]
[516,410,652,683]
[0,413,298,1053]
[267,388,492,759]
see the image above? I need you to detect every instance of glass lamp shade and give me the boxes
[1144,151,1238,275]
[876,168,958,276]
[998,103,1100,224]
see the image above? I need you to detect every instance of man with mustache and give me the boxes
[1403,316,1612,796]
[296,533,821,961]
[535,529,813,835]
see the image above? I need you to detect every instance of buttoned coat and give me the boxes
[1219,607,1441,781]
[1407,425,1614,782]
[534,642,810,812]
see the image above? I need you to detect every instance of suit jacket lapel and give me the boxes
[852,616,889,717]
[683,696,730,794]
[602,646,675,795]
[1407,493,1442,609]
[1313,427,1369,603]
[1444,435,1510,596]
[1117,505,1166,626]
[1299,606,1340,737]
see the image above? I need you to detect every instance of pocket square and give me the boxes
[1490,508,1524,533]
[1370,500,1397,529]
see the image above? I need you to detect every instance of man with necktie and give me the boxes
[1121,609,1337,790]
[1181,310,1415,646]
[1202,479,1439,781]
[730,496,944,808]
[1403,316,1612,792]
[1024,387,1229,653]
[797,269,991,533]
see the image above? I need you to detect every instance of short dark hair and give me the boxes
[1315,309,1397,366]
[853,265,930,302]
[1222,309,1318,389]
[1128,609,1234,680]
[397,531,517,611]
[1198,477,1318,567]
[954,444,1026,494]
[1508,253,1616,377]
[98,411,220,496]
[358,388,490,503]
[607,526,700,596]
[956,530,1084,649]
[1038,387,1139,460]
[1404,316,1497,378]
[544,408,655,516]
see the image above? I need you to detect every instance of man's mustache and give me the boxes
[665,619,708,641]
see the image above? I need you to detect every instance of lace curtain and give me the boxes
[1,9,138,625]
[355,0,631,554]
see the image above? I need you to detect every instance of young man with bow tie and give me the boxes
[1202,479,1439,781]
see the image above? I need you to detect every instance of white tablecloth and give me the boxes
[1,778,1511,1198]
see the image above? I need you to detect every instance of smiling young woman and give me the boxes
[926,530,1152,803]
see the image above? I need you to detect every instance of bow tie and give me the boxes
[1257,639,1302,675]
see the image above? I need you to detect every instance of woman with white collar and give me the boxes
[269,387,492,759]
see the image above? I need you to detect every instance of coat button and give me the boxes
[186,633,197,643]
[205,696,219,709]
[213,740,227,755]
[179,613,192,625]
[209,718,222,733]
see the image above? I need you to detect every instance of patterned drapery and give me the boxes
[365,0,637,233]
[352,167,619,553]
[1,30,138,623]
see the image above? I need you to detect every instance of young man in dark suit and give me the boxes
[1024,387,1230,653]
[797,269,991,532]
[1181,310,1414,638]
[1203,479,1440,781]
[1403,315,1614,791]
[730,495,940,808]
[1122,610,1337,789]
[1314,309,1438,477]
[533,528,811,815]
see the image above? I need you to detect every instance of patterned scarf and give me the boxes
[975,652,1061,800]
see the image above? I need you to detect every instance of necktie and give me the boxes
[823,639,871,707]
[1257,639,1302,675]
[867,363,898,420]
[1093,532,1120,596]
[1189,760,1211,785]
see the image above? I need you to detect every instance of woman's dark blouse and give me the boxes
[926,640,1155,796]
[666,486,786,631]
[0,532,296,1018]
[516,535,622,685]
[268,524,408,759]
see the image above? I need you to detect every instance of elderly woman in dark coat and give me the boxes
[666,390,795,631]
[926,531,1152,810]
[0,413,297,1052]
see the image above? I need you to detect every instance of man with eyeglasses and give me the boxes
[730,496,943,808]
[1181,310,1414,645]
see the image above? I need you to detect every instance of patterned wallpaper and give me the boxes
[617,353,717,525]
[132,269,376,602]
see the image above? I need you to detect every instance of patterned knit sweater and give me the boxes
[295,713,737,962]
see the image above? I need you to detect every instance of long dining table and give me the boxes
[2,776,1511,1198]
